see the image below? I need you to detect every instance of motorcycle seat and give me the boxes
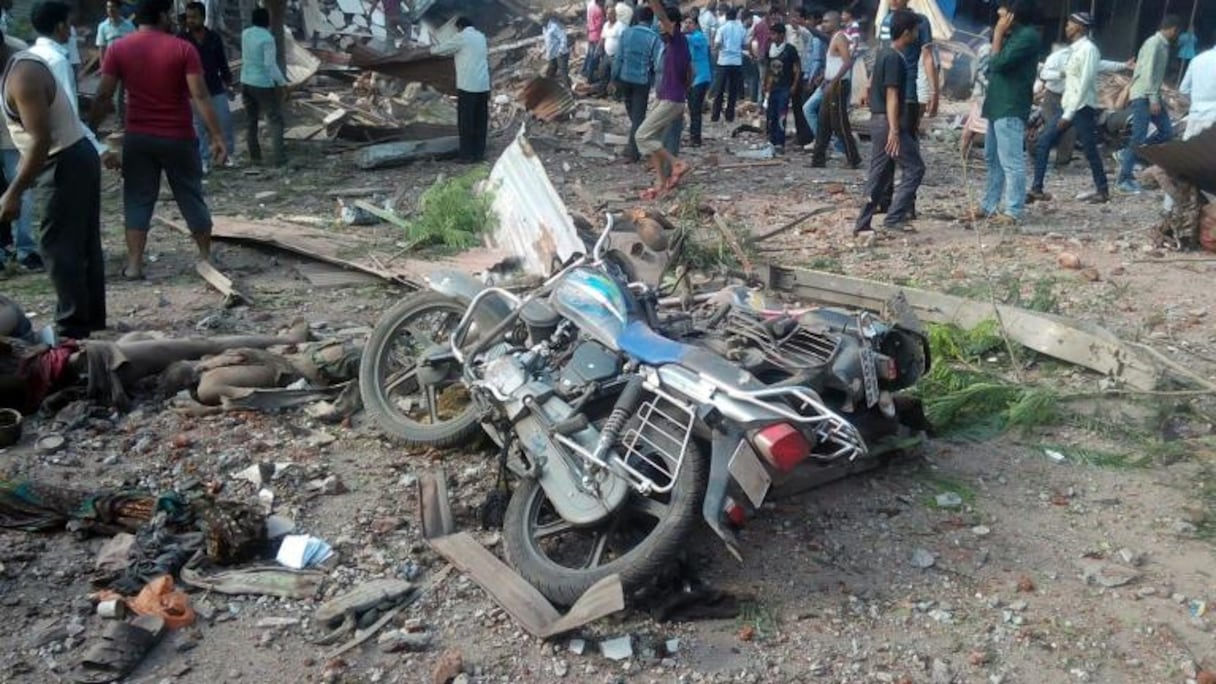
[618,320,688,365]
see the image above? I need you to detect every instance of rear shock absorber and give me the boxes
[590,375,645,462]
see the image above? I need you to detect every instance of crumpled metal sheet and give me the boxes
[520,77,577,122]
[1137,125,1216,196]
[484,125,584,276]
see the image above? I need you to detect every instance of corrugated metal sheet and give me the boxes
[1138,126,1216,195]
[520,77,576,122]
[484,126,583,276]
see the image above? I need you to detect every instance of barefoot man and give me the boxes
[634,0,691,199]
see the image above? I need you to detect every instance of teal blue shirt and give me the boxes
[96,17,136,49]
[239,26,286,87]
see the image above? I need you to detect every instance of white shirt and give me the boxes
[603,20,624,57]
[614,2,633,30]
[1039,45,1126,95]
[698,8,718,44]
[28,38,106,153]
[430,26,490,93]
[67,27,81,65]
[1180,47,1216,140]
[1061,36,1099,120]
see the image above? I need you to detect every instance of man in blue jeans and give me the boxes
[1029,12,1108,204]
[977,0,1039,224]
[181,1,235,173]
[611,5,661,162]
[763,23,799,151]
[1115,14,1180,194]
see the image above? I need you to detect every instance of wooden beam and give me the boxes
[757,264,1215,391]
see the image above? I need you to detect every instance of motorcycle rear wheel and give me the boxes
[502,431,707,606]
[359,292,480,448]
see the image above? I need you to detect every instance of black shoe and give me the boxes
[18,253,44,272]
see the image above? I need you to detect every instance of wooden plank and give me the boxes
[757,264,1204,391]
[195,259,253,307]
[418,470,625,639]
[354,137,460,170]
[326,186,388,198]
[154,215,510,288]
[294,261,382,287]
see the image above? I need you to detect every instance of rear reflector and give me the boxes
[724,497,747,527]
[752,423,811,472]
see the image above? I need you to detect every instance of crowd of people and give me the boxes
[561,0,1212,240]
[0,0,293,342]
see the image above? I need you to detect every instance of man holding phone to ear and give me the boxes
[976,0,1039,225]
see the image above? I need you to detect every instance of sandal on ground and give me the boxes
[119,267,146,282]
[639,187,666,201]
[665,162,692,190]
[73,615,166,683]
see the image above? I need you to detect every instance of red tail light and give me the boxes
[752,423,811,472]
[876,354,899,380]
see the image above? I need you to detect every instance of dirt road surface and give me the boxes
[1,96,1212,684]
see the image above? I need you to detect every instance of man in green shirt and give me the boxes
[978,0,1039,224]
[1116,14,1181,194]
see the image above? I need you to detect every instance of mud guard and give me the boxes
[425,269,514,332]
[702,427,744,562]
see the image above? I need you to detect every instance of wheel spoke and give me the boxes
[532,519,575,540]
[585,529,610,569]
[383,366,418,394]
[423,384,439,423]
[633,496,670,521]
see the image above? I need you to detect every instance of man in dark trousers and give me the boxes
[612,5,661,162]
[0,30,106,338]
[91,0,227,281]
[431,16,490,163]
[854,10,923,242]
[181,1,234,173]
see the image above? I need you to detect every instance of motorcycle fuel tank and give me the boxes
[550,267,630,351]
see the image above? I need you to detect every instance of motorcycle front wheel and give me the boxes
[503,426,707,606]
[359,292,480,448]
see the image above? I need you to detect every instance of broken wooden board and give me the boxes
[417,470,625,638]
[195,259,253,307]
[354,137,460,170]
[155,216,510,288]
[295,261,382,287]
[757,264,1204,391]
[350,45,459,95]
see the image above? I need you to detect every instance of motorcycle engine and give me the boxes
[556,340,621,398]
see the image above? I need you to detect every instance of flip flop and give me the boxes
[74,615,166,683]
[639,187,665,201]
[665,162,692,190]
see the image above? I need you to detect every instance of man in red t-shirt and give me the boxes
[89,0,227,280]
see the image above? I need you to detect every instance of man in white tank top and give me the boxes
[0,32,106,339]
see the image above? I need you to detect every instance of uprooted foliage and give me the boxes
[914,321,1059,440]
[402,168,496,250]
[915,321,1216,466]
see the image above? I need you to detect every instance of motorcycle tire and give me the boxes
[359,291,480,448]
[502,433,707,607]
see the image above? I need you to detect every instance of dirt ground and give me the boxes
[0,93,1213,684]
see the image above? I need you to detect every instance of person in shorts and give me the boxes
[90,0,226,280]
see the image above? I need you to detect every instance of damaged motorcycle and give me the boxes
[359,215,931,605]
